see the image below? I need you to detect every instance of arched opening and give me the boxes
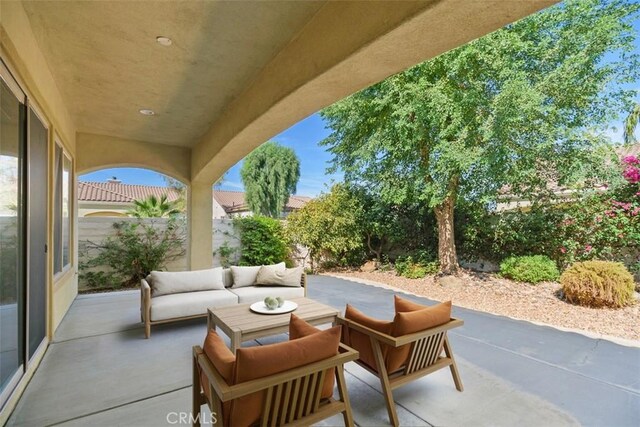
[77,167,189,293]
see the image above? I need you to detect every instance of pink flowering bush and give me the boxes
[622,155,640,184]
[557,193,639,268]
[461,156,639,281]
[556,158,639,275]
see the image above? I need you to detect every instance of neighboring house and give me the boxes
[496,144,639,211]
[77,178,311,218]
[213,190,311,218]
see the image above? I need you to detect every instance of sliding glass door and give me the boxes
[0,60,49,408]
[28,108,48,360]
[0,73,26,405]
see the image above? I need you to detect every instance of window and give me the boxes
[54,143,72,274]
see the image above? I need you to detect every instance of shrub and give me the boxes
[499,255,560,284]
[561,261,635,308]
[459,173,639,275]
[395,255,439,279]
[233,216,290,266]
[286,184,364,271]
[459,204,564,265]
[79,218,186,289]
[213,241,239,268]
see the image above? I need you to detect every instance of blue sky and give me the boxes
[82,113,341,197]
[82,8,640,196]
[216,113,341,196]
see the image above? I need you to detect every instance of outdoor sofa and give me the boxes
[141,263,306,338]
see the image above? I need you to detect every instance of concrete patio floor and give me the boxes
[6,275,640,426]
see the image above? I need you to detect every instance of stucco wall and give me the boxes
[0,2,79,421]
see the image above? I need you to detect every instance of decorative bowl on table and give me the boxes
[250,297,298,314]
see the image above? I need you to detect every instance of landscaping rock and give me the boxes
[438,275,464,288]
[332,269,640,341]
[360,260,378,273]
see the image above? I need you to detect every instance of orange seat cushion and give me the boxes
[200,330,235,425]
[343,304,394,372]
[289,314,337,399]
[230,325,342,427]
[386,300,452,373]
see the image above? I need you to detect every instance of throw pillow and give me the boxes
[231,262,285,288]
[256,266,303,287]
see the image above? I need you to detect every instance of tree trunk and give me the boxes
[366,233,384,264]
[434,194,459,275]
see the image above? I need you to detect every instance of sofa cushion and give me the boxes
[256,266,303,287]
[200,330,235,425]
[222,268,234,288]
[150,268,225,296]
[386,300,452,373]
[150,289,238,321]
[344,304,394,372]
[228,286,305,304]
[289,314,336,399]
[231,262,285,288]
[230,325,342,427]
[394,294,429,312]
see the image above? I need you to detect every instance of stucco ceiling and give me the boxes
[21,0,325,147]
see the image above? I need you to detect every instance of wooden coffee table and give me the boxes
[207,297,339,353]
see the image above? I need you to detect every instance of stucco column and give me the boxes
[188,181,213,270]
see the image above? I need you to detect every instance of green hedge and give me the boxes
[233,216,291,266]
[499,255,560,284]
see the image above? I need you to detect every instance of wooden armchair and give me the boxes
[337,316,464,427]
[193,343,359,427]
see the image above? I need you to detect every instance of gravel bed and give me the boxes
[328,270,640,342]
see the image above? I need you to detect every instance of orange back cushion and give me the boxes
[289,314,337,399]
[201,330,235,425]
[343,304,394,371]
[386,300,452,373]
[394,294,429,312]
[230,325,342,427]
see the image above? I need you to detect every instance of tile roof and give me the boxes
[616,144,640,158]
[212,190,247,212]
[78,181,180,203]
[78,181,311,211]
[211,190,312,212]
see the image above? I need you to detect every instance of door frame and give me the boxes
[25,100,50,363]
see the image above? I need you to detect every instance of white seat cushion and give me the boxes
[150,289,238,321]
[229,286,305,304]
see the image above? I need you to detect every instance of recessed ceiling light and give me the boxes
[139,109,155,116]
[156,36,172,46]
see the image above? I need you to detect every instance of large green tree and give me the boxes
[241,141,300,218]
[321,0,639,274]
